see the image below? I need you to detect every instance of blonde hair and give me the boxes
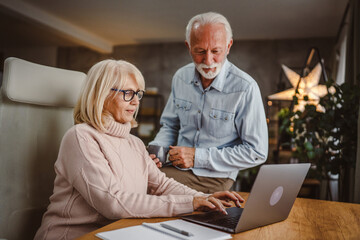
[74,59,145,132]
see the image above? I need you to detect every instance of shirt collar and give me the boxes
[191,59,230,92]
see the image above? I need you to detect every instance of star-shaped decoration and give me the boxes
[268,63,328,101]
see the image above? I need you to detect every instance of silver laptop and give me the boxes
[182,163,311,233]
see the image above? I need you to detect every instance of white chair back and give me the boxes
[0,57,86,240]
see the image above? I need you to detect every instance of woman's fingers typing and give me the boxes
[206,197,227,215]
[193,196,227,215]
[193,191,245,215]
[210,191,244,208]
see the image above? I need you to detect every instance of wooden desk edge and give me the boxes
[77,192,360,240]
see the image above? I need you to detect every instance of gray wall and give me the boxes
[0,46,58,87]
[1,46,58,67]
[57,37,335,104]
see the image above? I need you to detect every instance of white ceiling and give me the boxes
[0,0,348,53]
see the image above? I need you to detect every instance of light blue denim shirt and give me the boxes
[150,59,268,180]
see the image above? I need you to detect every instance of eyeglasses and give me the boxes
[111,88,145,102]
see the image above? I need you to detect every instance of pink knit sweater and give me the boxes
[34,120,203,239]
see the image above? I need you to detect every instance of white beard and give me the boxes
[195,62,222,80]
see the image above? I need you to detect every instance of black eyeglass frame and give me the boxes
[111,88,145,102]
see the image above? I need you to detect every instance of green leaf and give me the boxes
[307,151,316,159]
[304,141,314,151]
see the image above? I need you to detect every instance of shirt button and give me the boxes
[198,110,201,113]
[225,117,228,120]
[214,115,217,118]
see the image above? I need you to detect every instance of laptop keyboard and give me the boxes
[210,214,240,229]
[182,207,243,230]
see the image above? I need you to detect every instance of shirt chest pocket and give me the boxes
[174,98,192,126]
[209,109,235,138]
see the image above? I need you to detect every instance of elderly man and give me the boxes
[149,12,268,193]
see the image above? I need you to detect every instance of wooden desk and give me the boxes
[77,192,360,240]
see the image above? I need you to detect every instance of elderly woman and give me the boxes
[34,59,243,239]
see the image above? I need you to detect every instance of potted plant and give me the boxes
[279,80,360,202]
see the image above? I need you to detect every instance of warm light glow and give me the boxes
[268,63,328,112]
[268,101,273,106]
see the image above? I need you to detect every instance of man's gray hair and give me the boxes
[185,12,233,46]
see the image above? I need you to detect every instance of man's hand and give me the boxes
[168,146,195,168]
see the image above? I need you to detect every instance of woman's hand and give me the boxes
[210,191,244,208]
[149,154,162,168]
[193,196,228,215]
[193,191,244,215]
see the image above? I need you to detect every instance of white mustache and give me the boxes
[197,63,221,69]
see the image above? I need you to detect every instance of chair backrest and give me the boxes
[0,57,86,240]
